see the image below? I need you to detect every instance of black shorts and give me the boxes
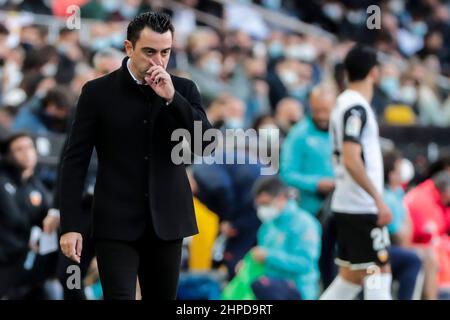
[334,212,390,270]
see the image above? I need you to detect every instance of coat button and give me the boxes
[144,156,149,160]
[143,120,148,124]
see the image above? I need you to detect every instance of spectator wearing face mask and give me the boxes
[274,97,304,139]
[382,150,423,300]
[92,47,125,77]
[12,86,74,135]
[244,56,271,127]
[187,45,252,106]
[250,176,321,299]
[269,57,314,110]
[207,94,247,131]
[373,62,401,119]
[251,115,281,156]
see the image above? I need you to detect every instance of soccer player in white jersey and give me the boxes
[320,45,393,300]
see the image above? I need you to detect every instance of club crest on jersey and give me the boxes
[4,182,16,195]
[29,190,42,207]
[345,111,362,137]
[377,249,389,263]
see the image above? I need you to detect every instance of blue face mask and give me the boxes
[109,32,125,48]
[380,76,400,98]
[268,42,284,59]
[411,22,428,37]
[91,37,110,51]
[262,0,282,10]
[101,0,120,12]
[225,118,244,129]
[119,4,138,19]
[291,85,309,102]
[202,58,222,76]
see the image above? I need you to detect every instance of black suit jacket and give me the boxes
[59,57,213,241]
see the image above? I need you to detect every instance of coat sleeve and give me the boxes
[167,80,215,156]
[0,177,30,231]
[59,82,96,235]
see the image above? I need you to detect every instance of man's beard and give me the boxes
[312,118,329,132]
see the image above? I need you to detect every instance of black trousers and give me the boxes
[0,254,26,298]
[95,224,183,300]
[57,232,95,300]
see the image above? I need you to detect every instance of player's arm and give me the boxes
[342,142,382,203]
[341,106,391,226]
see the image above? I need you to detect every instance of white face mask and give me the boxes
[225,117,244,129]
[322,3,343,21]
[400,158,415,184]
[279,70,299,88]
[398,86,417,105]
[257,205,280,223]
[41,63,57,77]
[284,43,318,63]
[201,57,222,76]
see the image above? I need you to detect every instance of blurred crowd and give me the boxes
[0,0,450,300]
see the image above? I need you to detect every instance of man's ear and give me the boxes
[124,40,133,57]
[370,65,380,83]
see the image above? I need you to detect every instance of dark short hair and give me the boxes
[253,176,287,198]
[383,149,402,184]
[344,45,379,82]
[0,132,33,156]
[127,11,174,47]
[43,87,72,110]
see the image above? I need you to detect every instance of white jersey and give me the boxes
[330,89,383,214]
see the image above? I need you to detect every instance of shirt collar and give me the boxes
[126,58,144,85]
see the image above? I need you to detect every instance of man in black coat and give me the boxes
[0,132,51,298]
[59,11,213,300]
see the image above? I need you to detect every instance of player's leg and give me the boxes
[363,264,392,300]
[320,213,364,300]
[320,266,364,299]
[362,219,393,300]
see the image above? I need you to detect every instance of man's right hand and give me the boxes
[376,200,393,227]
[60,232,83,263]
[317,179,335,195]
